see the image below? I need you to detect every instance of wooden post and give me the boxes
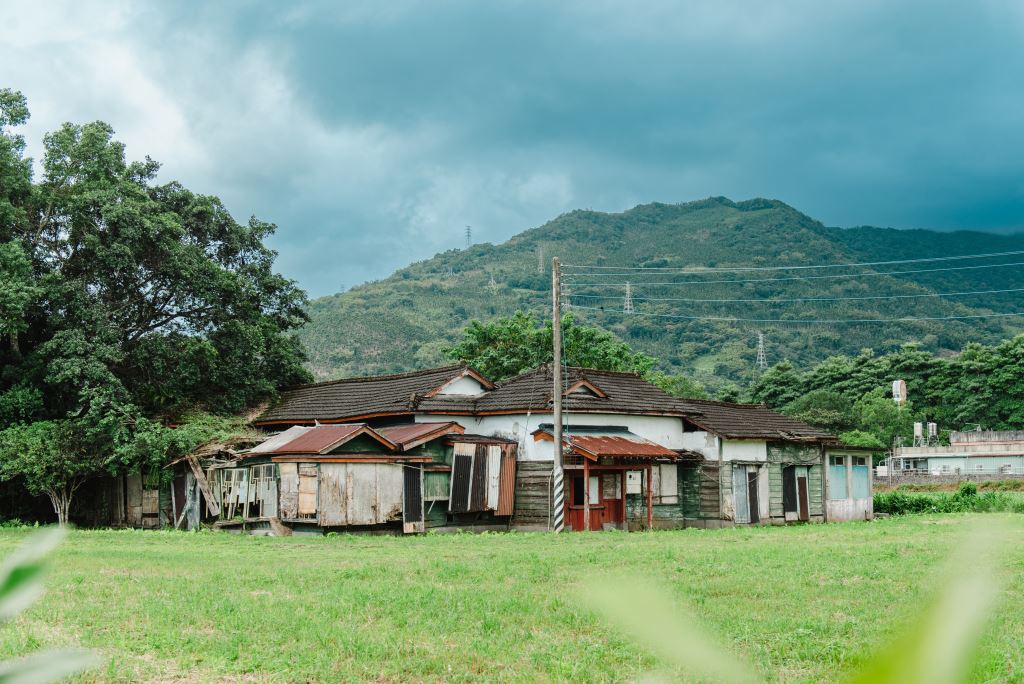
[646,464,653,530]
[552,257,565,533]
[186,453,220,517]
[583,458,590,531]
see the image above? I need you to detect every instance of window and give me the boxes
[589,475,600,505]
[654,464,678,504]
[851,462,870,500]
[975,463,985,472]
[940,464,951,473]
[572,476,585,506]
[829,460,848,500]
[602,473,622,500]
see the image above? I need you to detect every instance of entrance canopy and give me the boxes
[532,424,678,462]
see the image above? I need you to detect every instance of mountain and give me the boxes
[299,197,1024,392]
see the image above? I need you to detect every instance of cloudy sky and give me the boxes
[4,1,1024,296]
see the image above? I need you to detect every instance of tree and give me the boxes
[748,360,803,407]
[782,389,855,433]
[837,430,886,449]
[0,421,99,526]
[0,90,310,429]
[852,388,916,449]
[448,311,658,382]
[647,371,708,400]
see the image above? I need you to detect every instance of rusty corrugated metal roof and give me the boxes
[264,424,397,454]
[377,422,464,451]
[569,434,678,458]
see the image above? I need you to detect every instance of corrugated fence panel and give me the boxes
[404,464,424,524]
[449,453,473,512]
[469,445,489,512]
[486,446,501,510]
[497,447,516,516]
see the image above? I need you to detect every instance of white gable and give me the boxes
[435,374,487,396]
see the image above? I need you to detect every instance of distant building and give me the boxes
[893,430,1024,476]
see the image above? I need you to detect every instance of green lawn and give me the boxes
[1,515,1022,683]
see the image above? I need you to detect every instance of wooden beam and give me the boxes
[186,453,220,517]
[583,458,590,531]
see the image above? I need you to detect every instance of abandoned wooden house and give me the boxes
[244,363,872,533]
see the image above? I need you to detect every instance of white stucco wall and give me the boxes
[723,440,768,462]
[415,412,688,461]
[435,375,487,396]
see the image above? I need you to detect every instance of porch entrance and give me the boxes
[733,465,760,524]
[782,465,810,522]
[567,471,624,531]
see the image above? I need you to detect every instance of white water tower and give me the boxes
[892,379,907,406]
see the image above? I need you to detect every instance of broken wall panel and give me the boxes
[496,447,516,516]
[403,464,424,533]
[469,445,488,512]
[449,452,473,513]
[279,463,299,519]
[486,446,501,510]
[297,464,318,518]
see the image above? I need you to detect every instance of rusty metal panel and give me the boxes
[486,446,501,510]
[318,463,348,526]
[298,464,318,517]
[496,447,516,516]
[469,445,488,512]
[449,453,473,512]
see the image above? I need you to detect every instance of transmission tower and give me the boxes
[537,246,545,274]
[465,225,472,248]
[623,282,634,314]
[755,331,768,371]
[488,273,498,290]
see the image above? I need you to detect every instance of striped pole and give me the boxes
[552,256,565,533]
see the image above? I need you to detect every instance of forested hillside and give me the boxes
[301,197,1024,391]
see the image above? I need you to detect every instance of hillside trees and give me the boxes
[0,89,310,517]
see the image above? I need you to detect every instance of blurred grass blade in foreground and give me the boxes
[0,528,100,683]
[588,578,760,684]
[844,522,1004,684]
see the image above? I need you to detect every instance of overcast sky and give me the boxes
[4,1,1024,296]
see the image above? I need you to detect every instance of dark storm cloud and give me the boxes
[5,1,1024,296]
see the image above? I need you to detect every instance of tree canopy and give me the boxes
[0,88,310,522]
[447,311,706,398]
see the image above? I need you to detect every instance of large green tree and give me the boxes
[0,89,310,517]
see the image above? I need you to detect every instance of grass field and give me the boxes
[1,515,1023,683]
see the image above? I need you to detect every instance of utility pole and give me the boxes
[551,256,565,533]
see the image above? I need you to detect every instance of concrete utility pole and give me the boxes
[551,256,565,533]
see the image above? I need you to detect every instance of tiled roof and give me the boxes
[676,399,836,441]
[418,365,698,416]
[257,365,474,424]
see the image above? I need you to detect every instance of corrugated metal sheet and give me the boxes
[264,424,398,455]
[449,452,473,512]
[569,434,678,458]
[469,445,488,512]
[403,464,424,526]
[247,426,313,454]
[378,422,463,451]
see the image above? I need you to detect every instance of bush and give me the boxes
[874,488,1024,515]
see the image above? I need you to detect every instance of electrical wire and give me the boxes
[565,260,1024,287]
[561,248,1024,273]
[568,304,1024,325]
[567,286,1024,305]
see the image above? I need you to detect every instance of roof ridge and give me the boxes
[678,398,777,409]
[282,363,468,391]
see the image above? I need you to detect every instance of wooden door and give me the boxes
[599,473,624,529]
[747,468,760,524]
[733,466,750,523]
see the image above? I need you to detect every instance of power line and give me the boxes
[561,249,1024,274]
[568,304,1024,325]
[567,286,1024,305]
[565,260,1024,288]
